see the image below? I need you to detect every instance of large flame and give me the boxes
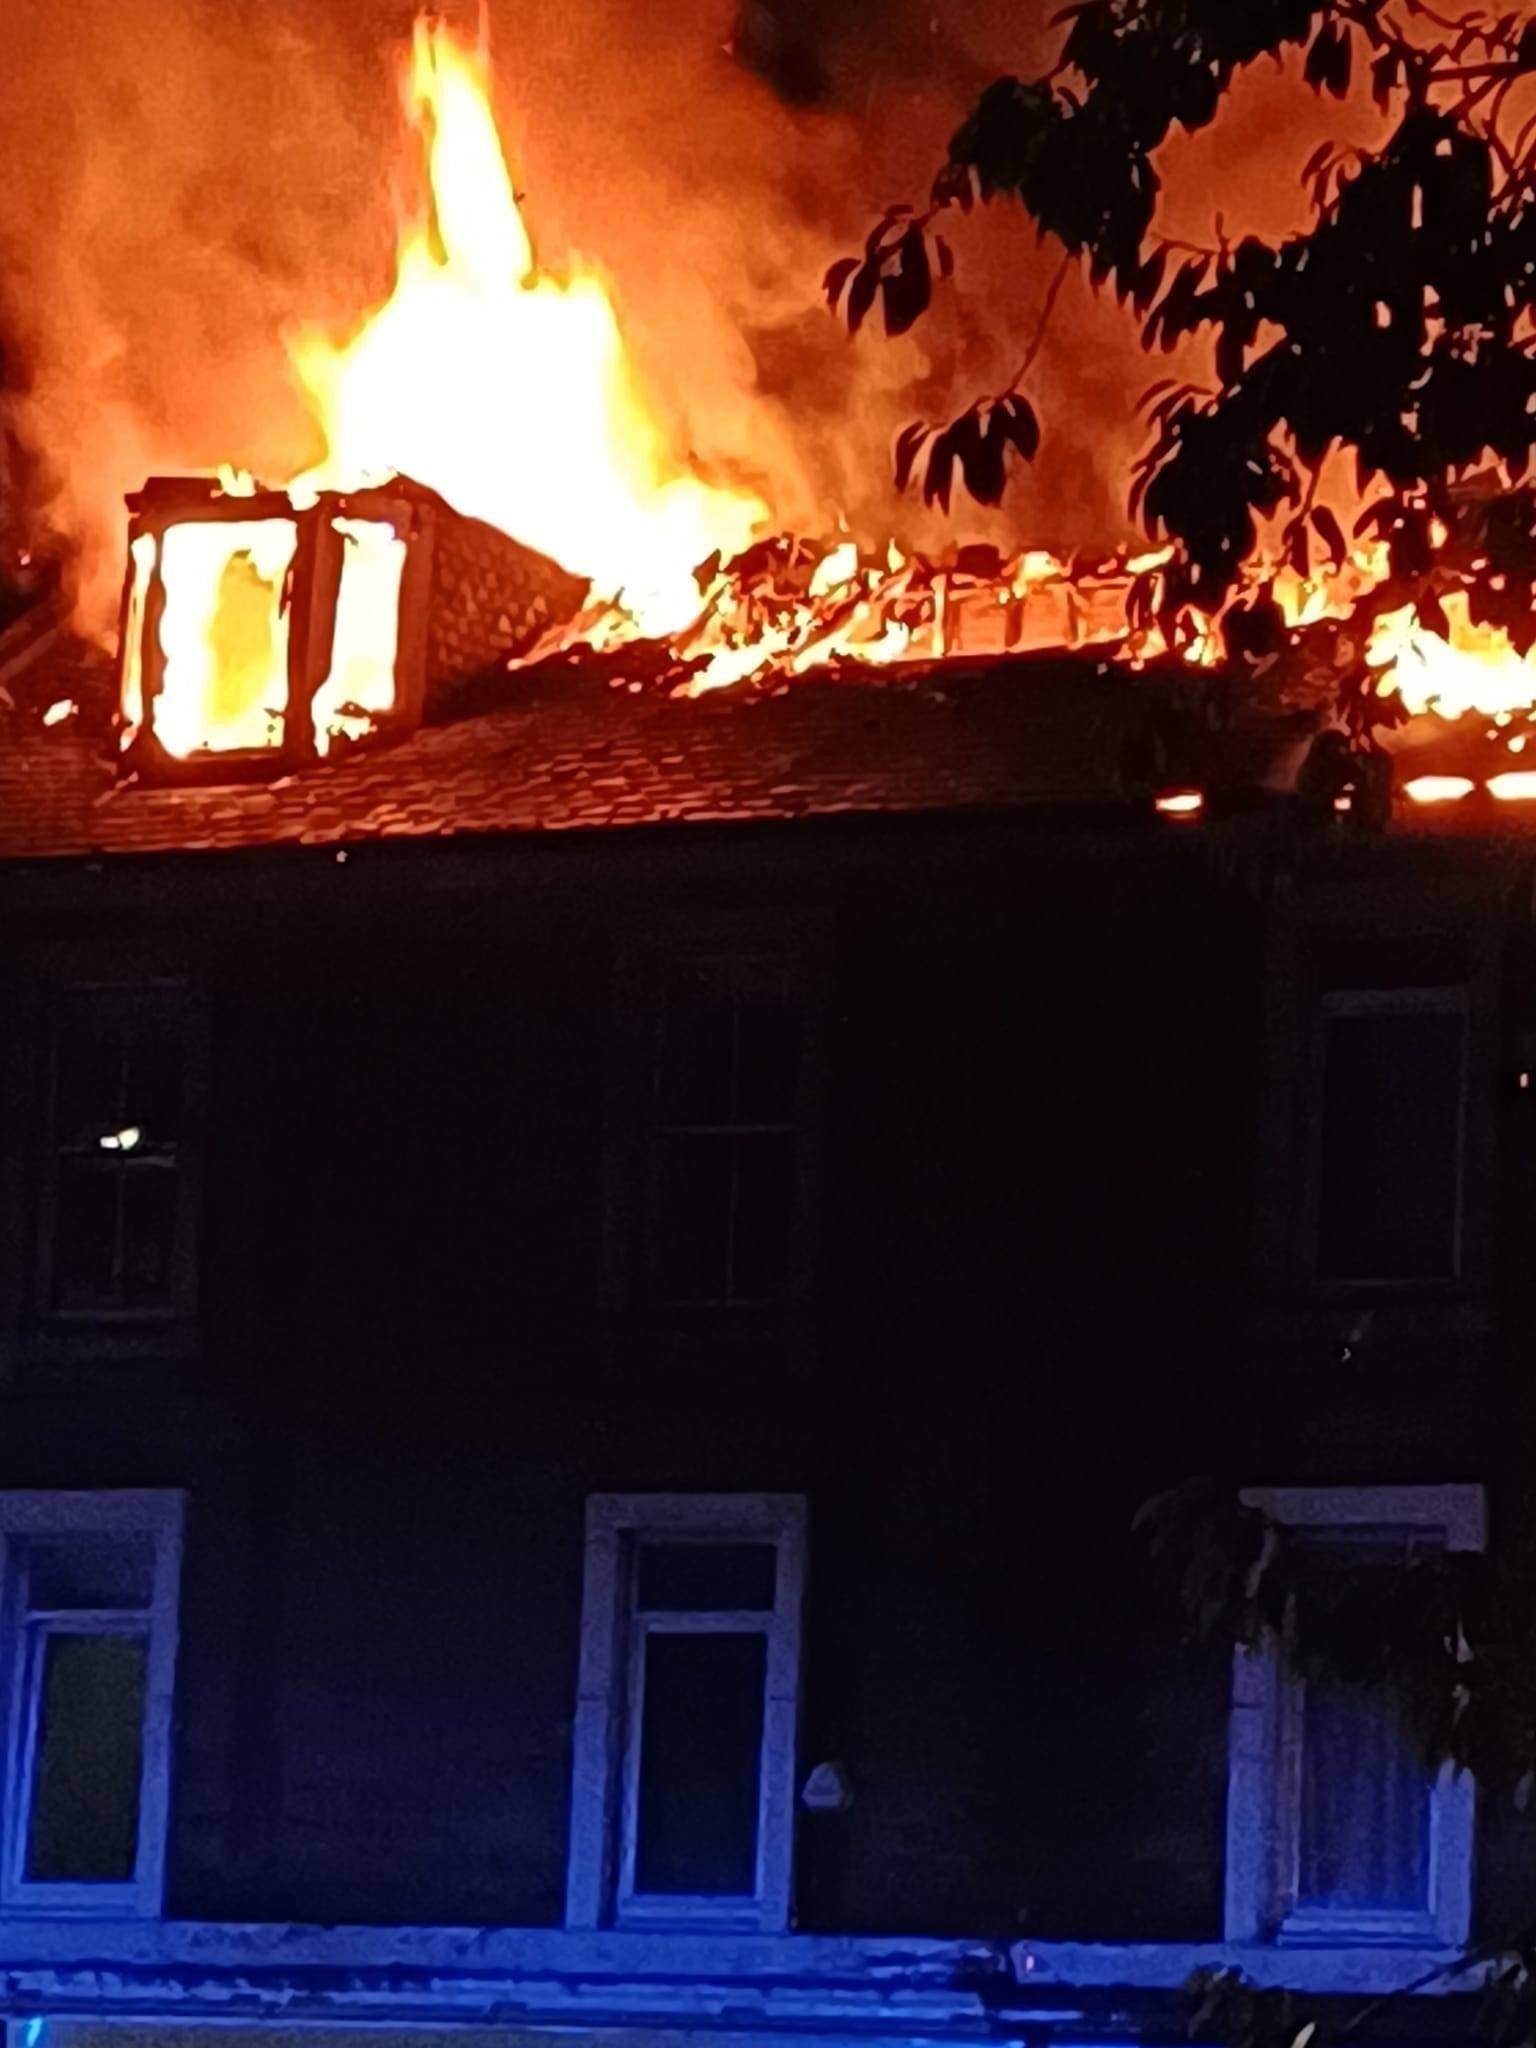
[1367,591,1536,726]
[290,20,763,637]
[120,13,1536,767]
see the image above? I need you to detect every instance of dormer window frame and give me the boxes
[117,478,434,787]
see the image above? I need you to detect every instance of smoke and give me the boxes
[0,0,1375,635]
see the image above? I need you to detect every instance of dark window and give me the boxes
[645,955,809,1308]
[1292,1529,1442,1915]
[633,1631,766,1895]
[24,1633,147,1883]
[43,987,196,1318]
[1317,1003,1465,1281]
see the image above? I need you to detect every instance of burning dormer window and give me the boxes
[38,985,204,1327]
[116,477,584,784]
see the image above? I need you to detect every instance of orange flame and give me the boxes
[123,15,1536,766]
[154,516,296,756]
[290,20,763,638]
[1367,591,1536,725]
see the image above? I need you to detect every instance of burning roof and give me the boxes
[10,13,1536,862]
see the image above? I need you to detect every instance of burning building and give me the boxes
[3,11,1536,2048]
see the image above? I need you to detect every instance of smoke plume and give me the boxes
[0,0,1371,634]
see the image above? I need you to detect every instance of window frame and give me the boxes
[1305,985,1471,1294]
[33,980,207,1338]
[565,1492,807,1934]
[1224,1484,1484,1950]
[606,922,825,1337]
[0,1490,184,1918]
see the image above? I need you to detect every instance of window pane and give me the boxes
[636,1543,778,1612]
[51,1161,121,1310]
[654,1136,733,1301]
[26,1537,155,1612]
[734,995,800,1124]
[634,1631,766,1896]
[120,1167,179,1307]
[731,1133,797,1299]
[55,1001,125,1149]
[658,967,801,1128]
[25,1632,147,1883]
[1318,1011,1463,1281]
[124,1027,184,1149]
[659,975,736,1125]
[1299,1674,1431,1910]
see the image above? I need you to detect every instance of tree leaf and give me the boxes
[1417,587,1451,638]
[1304,23,1343,95]
[1311,505,1347,563]
[958,410,1009,504]
[1000,393,1041,462]
[823,256,859,313]
[1132,245,1168,317]
[922,428,958,514]
[931,159,976,213]
[893,420,932,494]
[846,259,879,335]
[880,225,932,337]
[1301,140,1333,184]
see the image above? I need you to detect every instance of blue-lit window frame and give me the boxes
[1224,1484,1483,1950]
[565,1492,807,1934]
[0,1491,183,1919]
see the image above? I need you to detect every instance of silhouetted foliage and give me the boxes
[1138,1480,1536,2048]
[828,0,1536,719]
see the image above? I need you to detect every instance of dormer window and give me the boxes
[117,474,583,784]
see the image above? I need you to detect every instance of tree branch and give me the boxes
[1007,248,1075,395]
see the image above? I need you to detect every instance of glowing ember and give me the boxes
[1154,788,1204,818]
[1269,542,1392,631]
[291,21,762,639]
[41,699,75,727]
[1367,592,1536,724]
[1488,771,1536,802]
[1403,775,1474,806]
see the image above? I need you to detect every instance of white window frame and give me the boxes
[0,1490,183,1917]
[565,1492,807,1933]
[1224,1484,1484,1949]
[1309,987,1470,1289]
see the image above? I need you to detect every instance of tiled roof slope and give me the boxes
[0,638,1304,863]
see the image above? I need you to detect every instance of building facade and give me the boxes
[0,636,1525,2048]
